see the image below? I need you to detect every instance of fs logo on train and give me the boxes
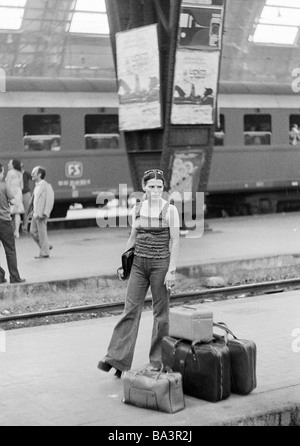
[65,162,83,179]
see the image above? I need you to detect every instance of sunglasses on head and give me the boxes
[144,169,164,176]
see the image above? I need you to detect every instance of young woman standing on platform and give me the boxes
[98,169,180,378]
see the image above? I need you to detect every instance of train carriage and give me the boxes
[0,77,132,217]
[208,82,300,216]
[1,78,300,218]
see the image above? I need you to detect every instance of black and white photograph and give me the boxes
[0,0,300,432]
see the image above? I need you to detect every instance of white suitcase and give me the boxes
[169,305,213,342]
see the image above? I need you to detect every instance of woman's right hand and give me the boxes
[117,268,125,281]
[164,270,176,291]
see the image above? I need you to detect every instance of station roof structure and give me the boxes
[0,0,299,87]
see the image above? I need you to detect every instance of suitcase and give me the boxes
[213,322,257,395]
[122,364,185,414]
[169,304,213,342]
[162,336,231,402]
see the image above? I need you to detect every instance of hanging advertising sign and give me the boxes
[171,1,224,125]
[116,24,162,131]
[169,149,206,195]
[171,50,220,125]
[179,2,223,50]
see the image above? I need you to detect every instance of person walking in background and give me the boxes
[0,163,25,284]
[21,163,33,234]
[28,166,54,259]
[98,169,180,378]
[5,159,24,239]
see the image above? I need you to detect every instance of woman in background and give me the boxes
[6,159,24,239]
[98,169,180,378]
[21,163,33,234]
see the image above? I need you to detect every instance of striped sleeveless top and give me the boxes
[134,201,171,259]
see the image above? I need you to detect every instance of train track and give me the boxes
[1,277,300,325]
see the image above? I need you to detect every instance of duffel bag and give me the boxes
[213,322,257,395]
[162,336,231,403]
[122,364,185,414]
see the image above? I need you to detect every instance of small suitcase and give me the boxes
[213,322,257,395]
[162,336,231,402]
[122,364,185,414]
[169,304,213,342]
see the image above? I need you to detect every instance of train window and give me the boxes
[85,115,120,150]
[23,115,61,152]
[244,115,271,146]
[289,116,300,146]
[214,114,225,146]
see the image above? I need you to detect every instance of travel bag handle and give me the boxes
[173,338,184,354]
[182,305,197,310]
[191,336,215,354]
[213,322,238,340]
[133,363,164,381]
[168,339,190,376]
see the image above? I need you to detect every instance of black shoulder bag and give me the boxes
[117,247,135,281]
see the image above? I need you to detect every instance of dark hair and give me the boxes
[0,163,3,174]
[12,159,22,172]
[142,169,166,188]
[37,166,46,179]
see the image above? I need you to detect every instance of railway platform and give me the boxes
[1,290,300,427]
[1,212,300,426]
[2,211,300,293]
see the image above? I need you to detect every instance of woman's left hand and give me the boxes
[164,270,176,291]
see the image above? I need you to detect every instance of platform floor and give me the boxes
[1,289,300,426]
[2,211,300,284]
[1,212,300,426]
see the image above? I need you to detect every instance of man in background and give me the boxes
[0,163,25,284]
[29,166,54,259]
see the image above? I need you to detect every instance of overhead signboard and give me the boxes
[171,1,224,125]
[171,50,220,125]
[116,24,162,131]
[169,149,206,196]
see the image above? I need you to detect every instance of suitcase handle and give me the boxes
[191,336,216,354]
[133,363,164,381]
[168,339,185,356]
[182,305,197,310]
[213,322,237,340]
[132,363,179,385]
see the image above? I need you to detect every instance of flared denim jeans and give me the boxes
[104,255,170,371]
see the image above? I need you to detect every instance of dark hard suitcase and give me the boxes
[213,323,257,395]
[162,336,231,402]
